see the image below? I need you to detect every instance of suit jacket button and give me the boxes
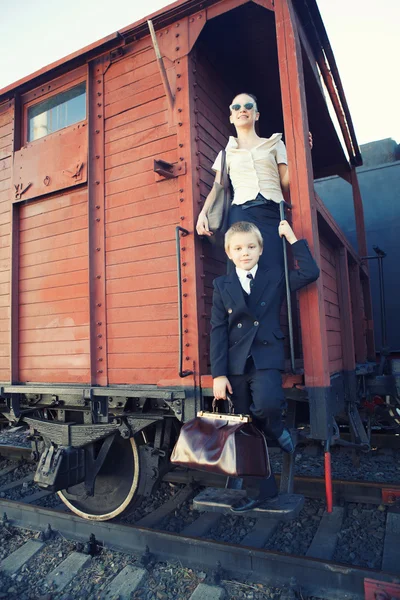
[237,323,242,328]
[260,302,266,307]
[228,308,232,314]
[254,321,259,326]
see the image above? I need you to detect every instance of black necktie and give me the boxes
[246,273,254,293]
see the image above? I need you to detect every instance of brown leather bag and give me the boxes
[170,398,270,478]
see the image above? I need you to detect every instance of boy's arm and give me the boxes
[210,280,229,378]
[289,239,320,292]
[279,220,320,292]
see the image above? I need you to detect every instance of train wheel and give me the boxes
[58,435,142,521]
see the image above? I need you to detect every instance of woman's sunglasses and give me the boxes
[230,102,255,112]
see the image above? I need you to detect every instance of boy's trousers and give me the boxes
[229,357,286,499]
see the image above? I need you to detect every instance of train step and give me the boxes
[192,488,304,521]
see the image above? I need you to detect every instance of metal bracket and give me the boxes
[14,182,32,200]
[364,578,400,599]
[84,434,116,496]
[154,159,186,179]
[65,162,84,181]
[382,489,400,506]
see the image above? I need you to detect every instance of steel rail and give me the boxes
[0,445,32,461]
[0,497,397,600]
[163,470,400,506]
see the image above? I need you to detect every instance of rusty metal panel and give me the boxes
[364,578,400,599]
[12,124,88,203]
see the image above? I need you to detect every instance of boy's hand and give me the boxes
[279,220,298,245]
[213,376,233,399]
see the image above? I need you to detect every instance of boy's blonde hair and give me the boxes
[224,221,263,252]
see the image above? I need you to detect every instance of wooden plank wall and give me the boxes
[0,103,13,382]
[320,236,343,374]
[194,47,233,369]
[103,46,180,385]
[18,189,90,383]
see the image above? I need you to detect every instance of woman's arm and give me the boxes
[278,163,290,196]
[278,132,313,199]
[195,170,221,236]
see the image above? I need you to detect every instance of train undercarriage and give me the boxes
[1,362,399,521]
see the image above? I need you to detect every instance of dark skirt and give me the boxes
[228,195,284,270]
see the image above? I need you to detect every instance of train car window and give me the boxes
[27,81,86,142]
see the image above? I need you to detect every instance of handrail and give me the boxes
[175,226,193,378]
[280,202,296,373]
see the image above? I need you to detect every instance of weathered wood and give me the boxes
[349,263,367,363]
[275,0,330,389]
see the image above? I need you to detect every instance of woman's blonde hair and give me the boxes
[224,221,263,252]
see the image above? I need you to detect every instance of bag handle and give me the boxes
[212,395,234,415]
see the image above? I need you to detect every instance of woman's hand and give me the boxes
[213,376,233,399]
[196,211,213,236]
[279,220,297,245]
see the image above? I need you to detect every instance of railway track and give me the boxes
[1,444,400,599]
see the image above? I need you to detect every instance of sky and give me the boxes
[0,0,398,146]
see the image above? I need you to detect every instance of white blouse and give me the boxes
[212,133,287,205]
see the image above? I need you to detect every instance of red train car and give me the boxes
[0,0,389,520]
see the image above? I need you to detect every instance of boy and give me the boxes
[210,220,320,512]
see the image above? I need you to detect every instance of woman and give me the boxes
[196,92,312,269]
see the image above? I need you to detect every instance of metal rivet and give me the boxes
[96,205,100,209]
[96,275,101,279]
[184,329,189,333]
[184,314,188,318]
[97,322,102,326]
[96,247,101,251]
[183,278,187,282]
[97,369,103,373]
[97,303,102,307]
[98,334,102,338]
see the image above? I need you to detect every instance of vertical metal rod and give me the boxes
[324,438,333,513]
[377,256,387,349]
[175,226,193,378]
[279,202,295,373]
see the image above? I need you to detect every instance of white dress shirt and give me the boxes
[236,264,258,295]
[212,133,287,205]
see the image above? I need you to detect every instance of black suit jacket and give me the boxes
[210,239,320,377]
